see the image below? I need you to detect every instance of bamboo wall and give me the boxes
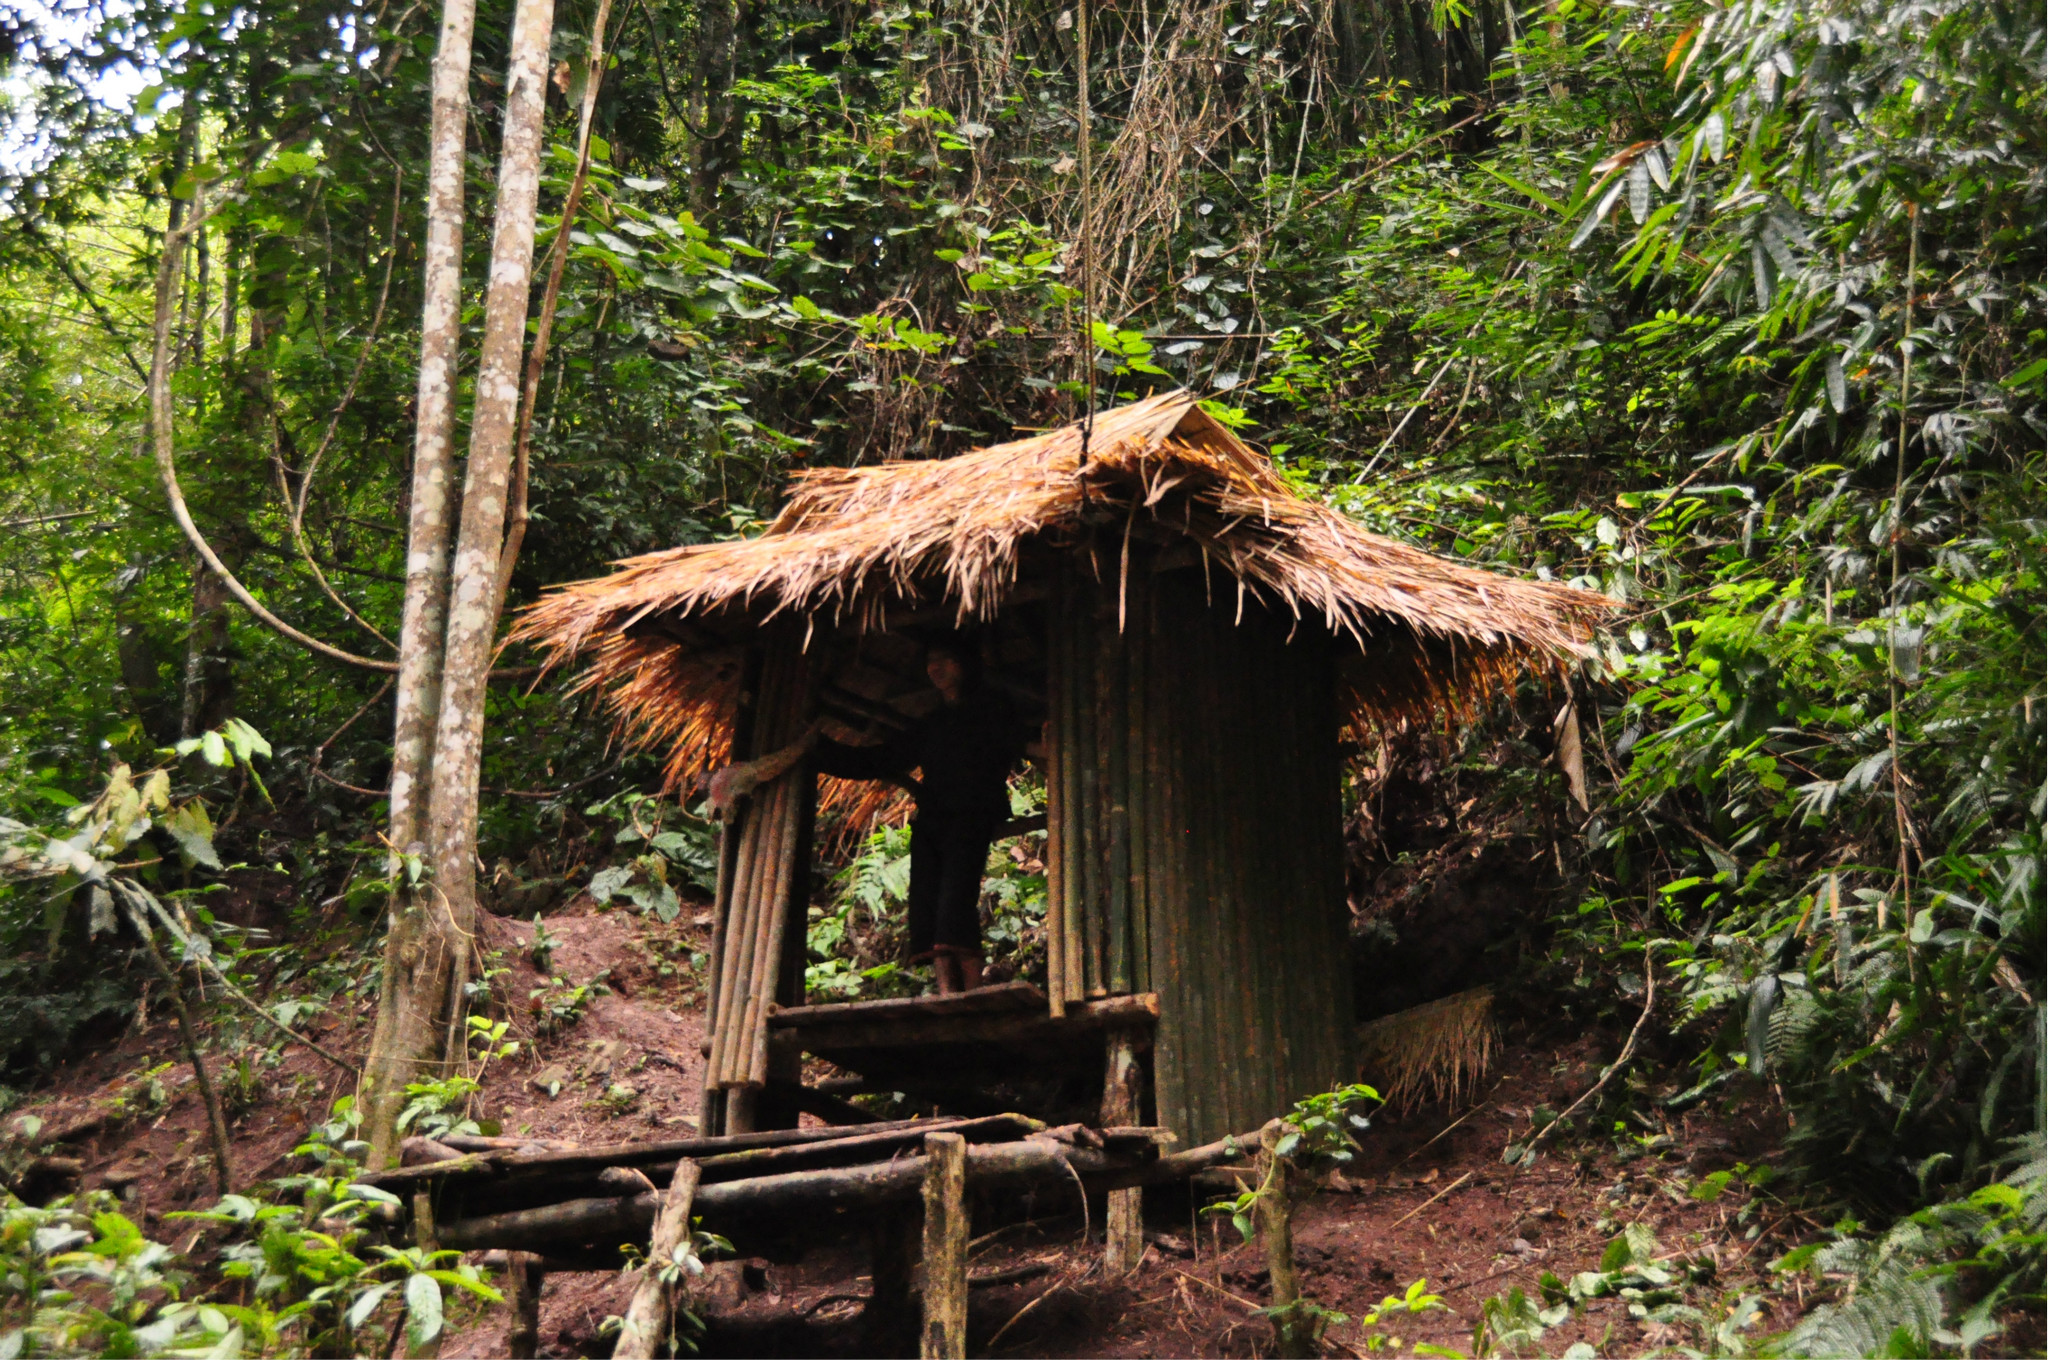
[702,635,815,1134]
[1045,554,1355,1146]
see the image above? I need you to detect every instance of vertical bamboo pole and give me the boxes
[749,779,804,1086]
[920,1132,969,1360]
[1155,572,1200,1139]
[707,810,762,1089]
[1229,612,1270,1126]
[1125,562,1150,994]
[1045,574,1069,1016]
[731,776,788,1087]
[704,809,759,1095]
[1191,586,1236,1139]
[777,766,817,1007]
[1061,573,1088,1004]
[1078,578,1105,997]
[1104,582,1132,993]
[1142,574,1182,1133]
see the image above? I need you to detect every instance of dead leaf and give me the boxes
[1554,698,1588,810]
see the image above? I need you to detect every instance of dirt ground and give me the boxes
[8,896,1818,1358]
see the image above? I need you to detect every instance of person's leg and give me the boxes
[904,817,942,970]
[930,819,994,988]
[933,952,961,995]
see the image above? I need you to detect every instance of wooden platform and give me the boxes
[769,983,1157,1101]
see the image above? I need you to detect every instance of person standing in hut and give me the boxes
[709,639,1041,995]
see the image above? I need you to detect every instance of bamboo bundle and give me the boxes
[702,639,814,1123]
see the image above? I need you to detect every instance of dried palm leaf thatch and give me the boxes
[514,389,1612,792]
[1356,986,1498,1113]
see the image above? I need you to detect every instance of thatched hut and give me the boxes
[519,390,1606,1146]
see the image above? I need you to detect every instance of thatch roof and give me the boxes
[516,390,1610,790]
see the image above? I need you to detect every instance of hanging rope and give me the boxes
[1076,0,1096,469]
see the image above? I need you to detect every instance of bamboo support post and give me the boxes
[413,1190,438,1251]
[1101,1026,1145,1274]
[920,1131,969,1360]
[503,1252,545,1360]
[748,781,803,1086]
[1060,590,1086,1006]
[612,1159,701,1360]
[865,1206,920,1356]
[1044,574,1068,1017]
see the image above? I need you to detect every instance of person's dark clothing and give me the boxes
[906,813,997,958]
[814,683,1031,960]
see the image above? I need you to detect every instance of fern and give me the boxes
[1765,1132,2046,1358]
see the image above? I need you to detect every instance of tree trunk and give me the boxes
[689,0,740,220]
[416,0,559,1110]
[1257,1126,1310,1359]
[362,0,483,1164]
[179,561,234,738]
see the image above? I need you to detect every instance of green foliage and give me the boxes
[1763,1133,2044,1358]
[1271,1084,1385,1169]
[0,725,271,1075]
[0,0,2037,1347]
[1353,1278,1454,1354]
[807,795,1049,1001]
[0,1098,503,1356]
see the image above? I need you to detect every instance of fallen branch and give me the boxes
[1165,1267,1259,1313]
[1388,1170,1474,1230]
[117,894,233,1195]
[1520,952,1659,1160]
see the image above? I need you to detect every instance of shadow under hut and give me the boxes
[517,389,1608,1149]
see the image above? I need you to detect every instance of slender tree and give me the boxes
[360,0,556,1160]
[360,0,481,1161]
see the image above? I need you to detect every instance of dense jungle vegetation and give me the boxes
[0,0,2041,1348]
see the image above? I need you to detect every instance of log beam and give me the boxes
[436,1127,1255,1253]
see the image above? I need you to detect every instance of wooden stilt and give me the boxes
[613,1159,701,1360]
[412,1190,438,1251]
[1101,1027,1145,1274]
[503,1252,545,1360]
[723,1084,759,1136]
[920,1131,969,1360]
[864,1206,919,1356]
